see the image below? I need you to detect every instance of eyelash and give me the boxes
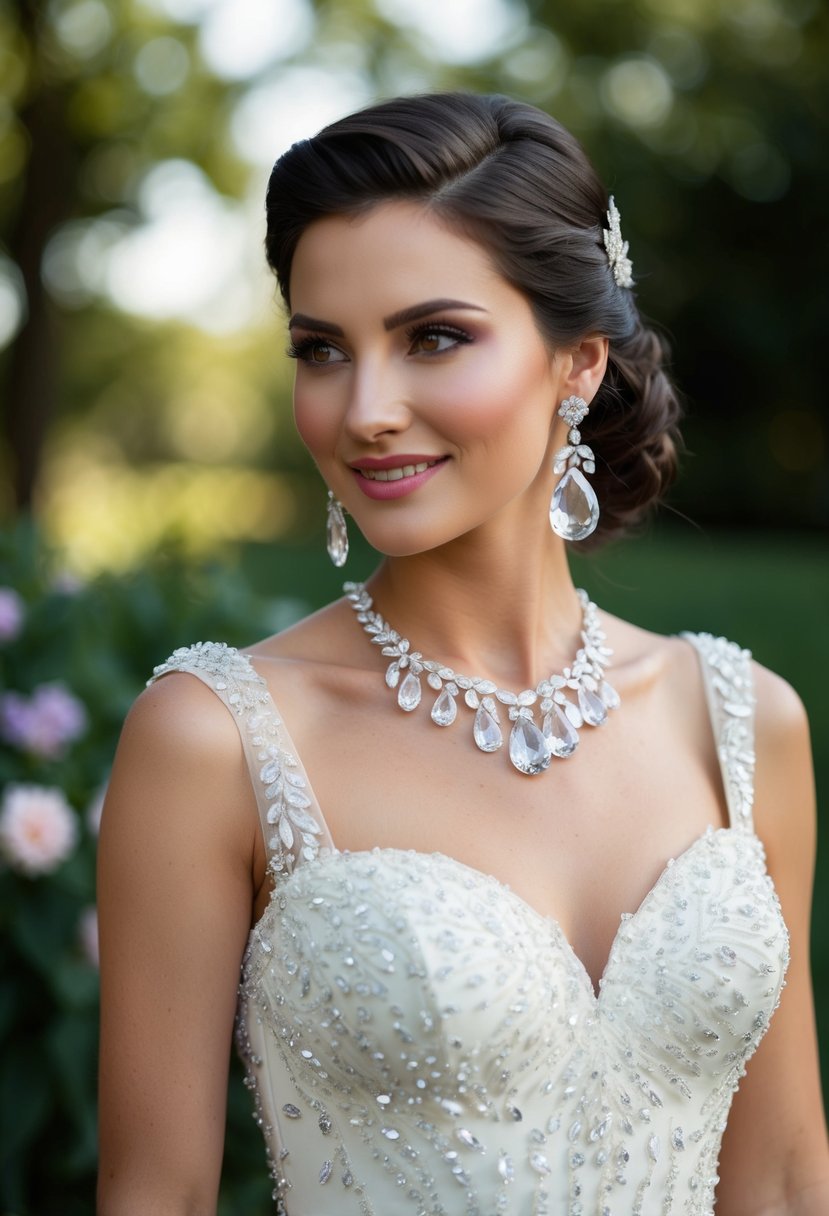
[286,334,333,362]
[405,321,473,352]
[286,321,473,363]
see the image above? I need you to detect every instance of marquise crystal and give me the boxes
[345,583,620,776]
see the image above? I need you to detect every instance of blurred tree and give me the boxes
[0,0,253,508]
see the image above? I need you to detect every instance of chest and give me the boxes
[267,665,727,991]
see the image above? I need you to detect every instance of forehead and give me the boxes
[288,201,510,316]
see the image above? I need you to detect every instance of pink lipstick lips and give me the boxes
[350,455,449,500]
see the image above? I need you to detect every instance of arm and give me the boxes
[96,673,261,1216]
[715,665,829,1215]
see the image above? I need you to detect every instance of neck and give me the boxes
[362,529,584,692]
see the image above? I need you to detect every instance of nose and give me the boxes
[343,359,412,444]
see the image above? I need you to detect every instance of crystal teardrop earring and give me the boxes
[549,395,600,542]
[326,491,349,567]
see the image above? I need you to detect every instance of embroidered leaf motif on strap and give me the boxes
[685,633,756,826]
[148,641,325,875]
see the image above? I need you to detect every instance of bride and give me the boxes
[96,94,828,1214]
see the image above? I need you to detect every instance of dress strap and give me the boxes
[147,642,333,877]
[681,632,756,831]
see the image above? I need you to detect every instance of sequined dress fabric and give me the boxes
[149,634,788,1216]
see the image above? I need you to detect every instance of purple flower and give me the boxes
[0,682,88,759]
[0,588,24,642]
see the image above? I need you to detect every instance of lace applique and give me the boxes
[683,634,756,827]
[148,642,326,875]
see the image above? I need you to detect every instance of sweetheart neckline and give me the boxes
[250,824,767,1003]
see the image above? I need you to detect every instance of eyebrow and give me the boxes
[288,298,487,335]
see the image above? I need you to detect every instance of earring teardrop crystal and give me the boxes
[549,395,600,542]
[326,491,349,567]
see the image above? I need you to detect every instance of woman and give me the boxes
[96,94,828,1214]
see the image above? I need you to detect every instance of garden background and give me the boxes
[0,0,826,1211]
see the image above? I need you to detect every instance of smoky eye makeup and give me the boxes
[286,316,475,363]
[404,320,474,353]
[286,334,345,363]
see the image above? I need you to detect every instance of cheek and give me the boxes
[434,352,552,445]
[293,382,337,456]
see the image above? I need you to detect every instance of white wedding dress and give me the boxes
[149,632,788,1216]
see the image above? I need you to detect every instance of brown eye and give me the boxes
[418,333,441,353]
[406,324,472,356]
[287,337,347,365]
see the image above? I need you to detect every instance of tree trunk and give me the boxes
[3,1,76,510]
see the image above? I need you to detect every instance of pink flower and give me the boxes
[0,682,88,759]
[0,588,24,642]
[0,784,79,876]
[78,906,99,967]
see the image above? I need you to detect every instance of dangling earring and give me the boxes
[549,395,600,542]
[326,491,349,566]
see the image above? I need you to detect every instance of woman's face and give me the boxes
[288,201,570,557]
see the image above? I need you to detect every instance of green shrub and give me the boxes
[0,519,281,1215]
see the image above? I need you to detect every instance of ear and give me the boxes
[558,336,608,403]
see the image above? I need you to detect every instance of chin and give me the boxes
[355,522,458,559]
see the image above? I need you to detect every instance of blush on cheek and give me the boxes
[293,396,332,454]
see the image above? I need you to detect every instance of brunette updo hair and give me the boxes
[265,92,681,548]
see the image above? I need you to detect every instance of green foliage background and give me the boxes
[0,0,826,1210]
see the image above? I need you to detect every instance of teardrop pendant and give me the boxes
[549,468,599,542]
[431,688,457,727]
[543,704,579,758]
[600,680,620,709]
[326,492,349,566]
[473,702,502,753]
[397,672,422,712]
[578,684,608,727]
[509,715,551,775]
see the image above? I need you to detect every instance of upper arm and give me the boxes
[97,673,260,1215]
[716,664,829,1213]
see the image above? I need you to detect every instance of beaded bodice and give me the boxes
[148,633,789,1216]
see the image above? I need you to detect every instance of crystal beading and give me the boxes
[344,582,619,775]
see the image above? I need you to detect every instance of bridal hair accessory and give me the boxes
[326,491,349,567]
[549,395,600,541]
[345,581,620,776]
[603,196,634,289]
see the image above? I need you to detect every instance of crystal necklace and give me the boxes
[345,581,620,776]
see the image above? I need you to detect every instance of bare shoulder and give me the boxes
[102,667,258,868]
[596,609,701,695]
[247,594,364,667]
[752,657,810,737]
[123,664,247,772]
[751,658,816,868]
